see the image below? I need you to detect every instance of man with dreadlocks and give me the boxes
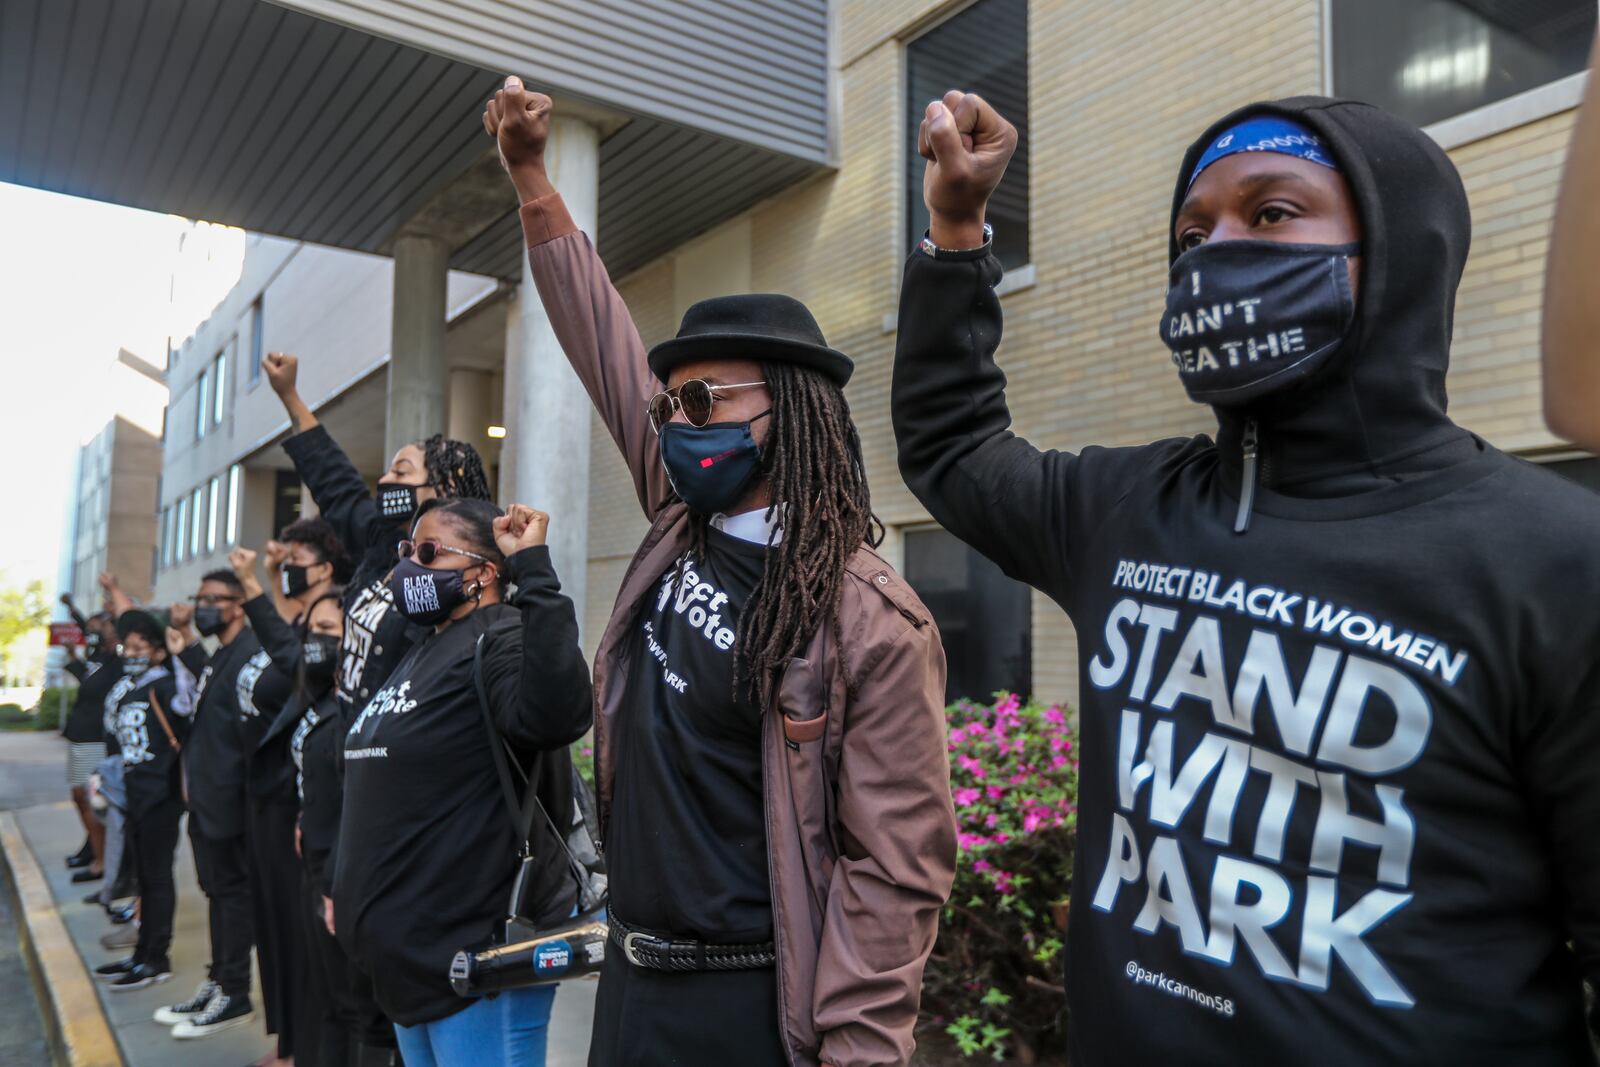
[485,78,957,1067]
[262,352,495,1065]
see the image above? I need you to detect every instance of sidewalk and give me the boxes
[14,797,597,1066]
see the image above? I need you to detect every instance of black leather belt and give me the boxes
[609,914,776,972]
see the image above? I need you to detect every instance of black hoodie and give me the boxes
[892,97,1600,1066]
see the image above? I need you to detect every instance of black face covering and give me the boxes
[193,606,226,637]
[301,633,340,691]
[282,564,320,598]
[377,482,421,523]
[1161,240,1359,407]
[388,558,477,627]
[658,412,770,515]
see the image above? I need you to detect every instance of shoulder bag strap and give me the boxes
[147,686,181,754]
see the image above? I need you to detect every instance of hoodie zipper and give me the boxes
[1235,418,1259,535]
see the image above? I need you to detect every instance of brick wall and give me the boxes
[585,0,1575,705]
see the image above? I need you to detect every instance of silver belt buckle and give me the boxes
[622,930,647,967]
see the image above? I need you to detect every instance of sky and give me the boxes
[0,181,242,602]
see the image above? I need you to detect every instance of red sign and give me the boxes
[48,623,84,647]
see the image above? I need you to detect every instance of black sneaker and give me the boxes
[109,904,136,925]
[66,842,93,868]
[154,979,217,1025]
[171,992,254,1038]
[109,962,172,992]
[94,957,136,981]
[70,868,104,884]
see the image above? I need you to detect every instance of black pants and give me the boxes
[127,796,184,969]
[248,801,312,1059]
[190,826,254,999]
[588,950,788,1066]
[305,875,395,1066]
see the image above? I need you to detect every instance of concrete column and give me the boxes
[505,115,600,634]
[386,232,450,460]
[448,367,495,458]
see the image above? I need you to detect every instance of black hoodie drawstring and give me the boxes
[1235,418,1259,534]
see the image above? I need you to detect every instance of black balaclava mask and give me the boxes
[1167,97,1475,524]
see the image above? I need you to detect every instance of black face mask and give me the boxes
[1160,240,1359,407]
[376,482,421,523]
[194,606,226,637]
[388,558,482,626]
[658,412,770,515]
[122,656,150,677]
[282,564,320,598]
[301,634,340,691]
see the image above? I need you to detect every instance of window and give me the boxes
[211,346,228,426]
[175,496,189,562]
[906,0,1030,269]
[195,367,210,442]
[158,507,169,569]
[226,464,241,545]
[206,477,221,553]
[1331,0,1597,129]
[190,487,204,557]
[902,527,1032,703]
[248,298,265,385]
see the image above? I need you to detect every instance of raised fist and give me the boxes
[493,504,550,556]
[263,353,298,399]
[97,571,120,592]
[165,626,188,658]
[263,541,288,572]
[918,91,1018,249]
[483,75,556,202]
[168,601,194,631]
[230,547,259,581]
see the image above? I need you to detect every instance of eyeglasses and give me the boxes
[647,379,766,433]
[397,539,493,566]
[191,594,242,607]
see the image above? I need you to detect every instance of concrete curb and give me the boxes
[0,811,122,1067]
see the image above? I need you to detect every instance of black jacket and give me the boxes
[893,96,1600,1066]
[176,632,265,839]
[282,425,427,712]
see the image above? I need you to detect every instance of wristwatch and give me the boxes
[917,222,993,259]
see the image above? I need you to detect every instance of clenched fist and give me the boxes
[263,540,288,572]
[493,505,550,557]
[168,601,194,631]
[483,75,556,204]
[263,352,298,399]
[918,90,1018,250]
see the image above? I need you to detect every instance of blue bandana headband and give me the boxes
[1188,116,1339,190]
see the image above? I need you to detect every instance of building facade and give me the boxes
[65,412,162,610]
[138,0,1598,709]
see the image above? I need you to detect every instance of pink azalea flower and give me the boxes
[953,787,981,807]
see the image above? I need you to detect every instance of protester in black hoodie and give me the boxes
[59,603,118,879]
[893,92,1600,1066]
[335,499,591,1066]
[94,609,186,992]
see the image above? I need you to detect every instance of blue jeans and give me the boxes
[393,985,557,1067]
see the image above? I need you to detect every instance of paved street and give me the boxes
[1,731,597,1066]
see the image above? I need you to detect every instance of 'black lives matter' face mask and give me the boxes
[1160,240,1359,407]
[388,558,475,627]
[302,633,340,691]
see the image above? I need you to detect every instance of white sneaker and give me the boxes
[171,993,255,1039]
[154,979,218,1025]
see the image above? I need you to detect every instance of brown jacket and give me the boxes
[521,194,957,1067]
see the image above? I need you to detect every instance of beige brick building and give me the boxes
[585,0,1597,706]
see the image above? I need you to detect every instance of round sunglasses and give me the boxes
[397,539,493,566]
[647,379,766,433]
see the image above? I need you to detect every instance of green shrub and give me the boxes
[0,702,28,725]
[922,693,1077,1062]
[32,687,71,731]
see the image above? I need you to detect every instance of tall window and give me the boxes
[226,464,241,545]
[211,347,228,426]
[273,470,303,538]
[906,0,1030,269]
[1331,0,1597,128]
[248,298,265,385]
[206,477,221,553]
[175,496,189,563]
[159,507,171,568]
[902,527,1032,703]
[195,368,210,442]
[190,487,204,557]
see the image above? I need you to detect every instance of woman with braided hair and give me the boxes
[487,79,957,1067]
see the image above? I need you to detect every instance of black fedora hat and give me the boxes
[647,293,853,386]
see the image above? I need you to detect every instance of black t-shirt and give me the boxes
[63,654,120,743]
[335,606,535,1025]
[180,634,262,839]
[609,528,773,943]
[295,692,343,897]
[113,667,186,819]
[339,578,424,713]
